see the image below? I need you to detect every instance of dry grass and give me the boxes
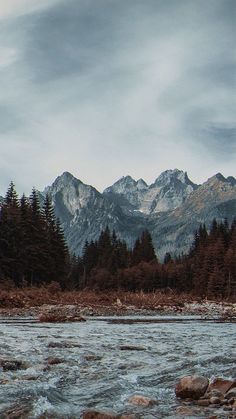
[0,283,194,311]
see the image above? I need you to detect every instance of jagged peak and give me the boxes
[205,173,236,187]
[43,172,86,195]
[60,171,75,179]
[137,178,148,189]
[53,171,79,184]
[104,175,137,193]
[227,176,236,185]
[206,173,226,184]
[117,175,136,184]
[215,173,226,182]
[153,169,196,187]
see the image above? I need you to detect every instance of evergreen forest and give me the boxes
[0,183,236,300]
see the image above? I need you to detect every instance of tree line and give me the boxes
[0,183,236,299]
[0,182,68,287]
[70,220,236,299]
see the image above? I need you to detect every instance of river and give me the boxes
[0,316,235,418]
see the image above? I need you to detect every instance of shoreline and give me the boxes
[0,291,235,320]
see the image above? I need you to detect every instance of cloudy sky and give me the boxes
[0,0,235,195]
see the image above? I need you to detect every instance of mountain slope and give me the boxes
[42,171,236,259]
[42,172,146,255]
[148,173,236,258]
[104,169,198,214]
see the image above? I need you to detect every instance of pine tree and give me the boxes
[0,182,22,285]
[27,188,49,285]
[132,230,156,265]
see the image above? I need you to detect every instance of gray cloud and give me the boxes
[201,124,236,156]
[0,0,235,195]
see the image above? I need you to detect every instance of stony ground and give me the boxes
[0,287,235,320]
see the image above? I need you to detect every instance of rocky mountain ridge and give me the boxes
[104,169,198,214]
[41,170,236,259]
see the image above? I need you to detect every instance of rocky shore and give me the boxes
[0,298,235,320]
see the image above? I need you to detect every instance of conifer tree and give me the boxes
[132,229,156,265]
[0,182,22,285]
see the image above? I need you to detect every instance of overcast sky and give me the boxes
[0,0,235,195]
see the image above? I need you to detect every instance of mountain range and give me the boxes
[39,169,236,260]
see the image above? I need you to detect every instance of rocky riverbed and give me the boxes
[0,314,235,418]
[0,299,235,320]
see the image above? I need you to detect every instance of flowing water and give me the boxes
[0,316,235,418]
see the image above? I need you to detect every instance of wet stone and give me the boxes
[175,375,209,400]
[220,399,229,405]
[21,375,39,381]
[210,396,221,404]
[209,403,221,408]
[197,399,210,406]
[46,357,64,365]
[175,406,197,416]
[223,406,233,411]
[128,395,157,406]
[209,378,235,395]
[47,341,81,348]
[82,410,116,419]
[119,345,146,351]
[225,388,236,399]
[205,389,224,399]
[84,354,103,361]
[1,402,32,418]
[0,359,28,371]
[229,397,236,405]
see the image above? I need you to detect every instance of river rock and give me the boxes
[82,410,118,419]
[128,395,157,406]
[1,402,32,418]
[38,311,86,322]
[84,354,103,361]
[175,375,209,400]
[0,359,28,371]
[47,340,81,348]
[204,389,223,399]
[197,399,210,406]
[223,405,233,411]
[119,345,146,351]
[209,396,221,404]
[208,378,235,395]
[46,357,64,365]
[82,411,136,419]
[229,397,236,405]
[225,388,236,399]
[175,406,197,415]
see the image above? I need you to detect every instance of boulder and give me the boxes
[175,375,209,400]
[208,378,235,395]
[128,395,157,406]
